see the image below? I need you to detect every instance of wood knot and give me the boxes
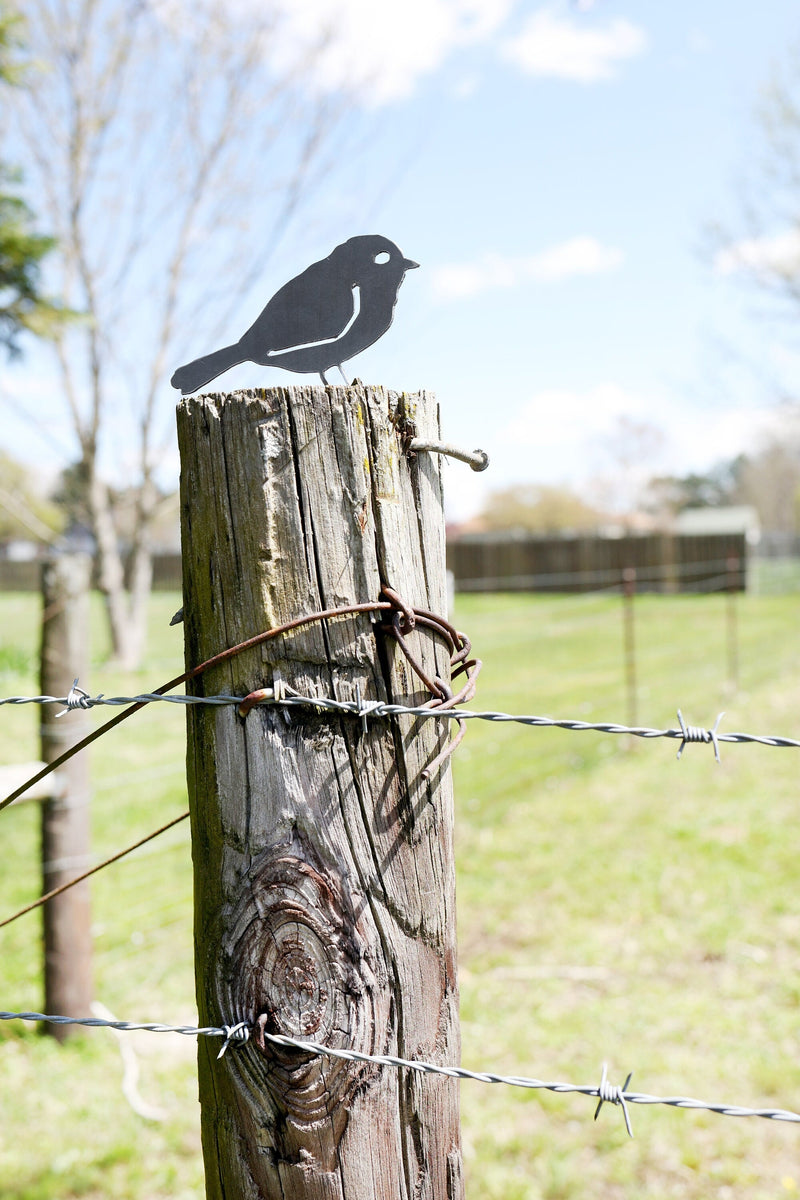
[216,833,390,1153]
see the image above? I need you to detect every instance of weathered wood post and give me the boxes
[39,553,93,1037]
[621,565,638,733]
[725,554,740,692]
[178,385,463,1200]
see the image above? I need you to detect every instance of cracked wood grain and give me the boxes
[177,384,463,1200]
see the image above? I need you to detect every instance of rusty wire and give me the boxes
[0,588,476,929]
[238,592,481,779]
[0,812,190,930]
[373,584,481,778]
[1,586,474,816]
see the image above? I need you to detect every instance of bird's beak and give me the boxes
[403,258,420,270]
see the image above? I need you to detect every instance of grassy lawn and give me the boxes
[0,588,799,1198]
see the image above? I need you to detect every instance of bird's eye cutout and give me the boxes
[373,251,391,264]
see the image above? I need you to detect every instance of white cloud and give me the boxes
[714,229,800,278]
[430,237,623,300]
[502,8,647,82]
[490,384,787,501]
[500,383,647,452]
[270,0,514,105]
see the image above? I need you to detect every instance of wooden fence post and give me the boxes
[178,385,463,1200]
[725,554,740,691]
[622,566,638,732]
[40,553,93,1037]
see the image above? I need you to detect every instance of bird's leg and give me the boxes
[319,369,330,385]
[337,364,351,386]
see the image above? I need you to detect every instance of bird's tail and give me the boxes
[170,343,245,395]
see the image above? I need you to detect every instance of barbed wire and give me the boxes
[2,1010,800,1136]
[0,691,241,710]
[0,1010,248,1058]
[1,686,795,929]
[0,588,477,813]
[5,683,798,758]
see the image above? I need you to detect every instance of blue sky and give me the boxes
[4,0,800,520]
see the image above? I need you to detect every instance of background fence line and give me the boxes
[2,536,800,595]
[447,533,750,594]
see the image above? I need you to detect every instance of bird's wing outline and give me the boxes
[266,287,361,359]
[240,258,356,355]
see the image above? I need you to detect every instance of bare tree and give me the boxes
[7,0,355,666]
[708,52,800,532]
[737,411,800,532]
[590,414,666,523]
[712,51,800,355]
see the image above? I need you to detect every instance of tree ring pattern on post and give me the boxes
[217,833,389,1154]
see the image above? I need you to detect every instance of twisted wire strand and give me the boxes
[2,689,799,751]
[0,588,473,815]
[0,693,243,709]
[1,1011,798,1132]
[259,1032,800,1125]
[1,691,794,929]
[0,1011,248,1058]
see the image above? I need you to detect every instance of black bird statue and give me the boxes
[171,234,419,394]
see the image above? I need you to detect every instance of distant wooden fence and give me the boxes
[446,533,748,594]
[0,541,749,595]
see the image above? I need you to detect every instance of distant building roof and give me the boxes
[674,505,761,544]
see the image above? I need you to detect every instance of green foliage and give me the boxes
[0,173,60,356]
[0,3,68,355]
[480,483,605,533]
[50,460,92,530]
[0,640,31,675]
[0,3,23,85]
[645,456,746,514]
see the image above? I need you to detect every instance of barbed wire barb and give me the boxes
[217,1021,251,1058]
[676,709,724,762]
[55,678,96,717]
[594,1063,634,1137]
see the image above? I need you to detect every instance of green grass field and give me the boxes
[1,589,799,1199]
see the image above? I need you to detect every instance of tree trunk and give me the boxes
[125,521,154,670]
[88,470,151,670]
[178,385,463,1200]
[88,471,133,667]
[40,554,93,1037]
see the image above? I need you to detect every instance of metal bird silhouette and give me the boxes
[170,234,419,394]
